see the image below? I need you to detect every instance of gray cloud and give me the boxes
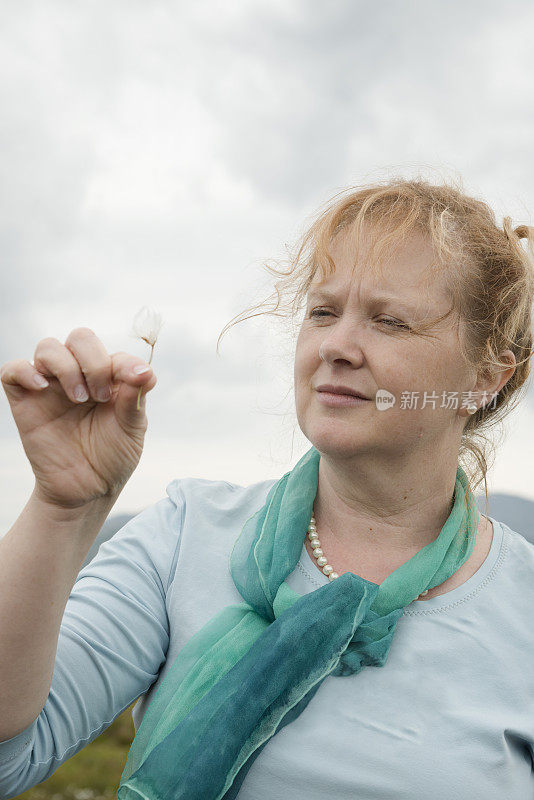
[1,0,534,528]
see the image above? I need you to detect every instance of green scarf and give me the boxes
[117,445,479,799]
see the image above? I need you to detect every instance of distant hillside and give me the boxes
[475,493,534,542]
[80,492,534,572]
[81,513,136,569]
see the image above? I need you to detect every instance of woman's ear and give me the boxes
[475,350,517,404]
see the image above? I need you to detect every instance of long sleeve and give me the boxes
[3,474,533,800]
[0,492,184,799]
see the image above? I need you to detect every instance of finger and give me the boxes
[0,359,50,403]
[63,328,117,403]
[112,367,157,429]
[33,337,94,404]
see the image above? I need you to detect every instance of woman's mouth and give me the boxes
[316,391,370,407]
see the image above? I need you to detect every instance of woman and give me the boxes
[1,177,533,799]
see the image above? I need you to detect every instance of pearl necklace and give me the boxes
[307,514,430,598]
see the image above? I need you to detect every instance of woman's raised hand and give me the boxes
[0,328,158,510]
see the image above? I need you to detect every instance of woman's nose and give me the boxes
[318,324,365,365]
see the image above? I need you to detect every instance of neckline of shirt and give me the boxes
[297,516,505,614]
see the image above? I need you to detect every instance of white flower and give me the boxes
[130,306,163,347]
[129,306,163,412]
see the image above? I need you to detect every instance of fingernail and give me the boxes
[34,374,49,388]
[97,385,112,402]
[74,385,89,402]
[133,364,151,375]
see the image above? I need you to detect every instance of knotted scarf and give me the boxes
[117,445,479,799]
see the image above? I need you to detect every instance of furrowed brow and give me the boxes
[307,288,419,315]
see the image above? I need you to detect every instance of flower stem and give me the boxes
[136,345,155,412]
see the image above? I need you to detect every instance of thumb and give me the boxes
[114,375,155,429]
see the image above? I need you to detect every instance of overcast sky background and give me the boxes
[1,0,534,532]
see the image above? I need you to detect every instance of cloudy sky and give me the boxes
[1,0,534,532]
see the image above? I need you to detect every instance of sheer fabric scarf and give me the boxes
[118,445,479,799]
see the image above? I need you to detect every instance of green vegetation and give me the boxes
[16,703,135,800]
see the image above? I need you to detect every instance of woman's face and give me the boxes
[294,227,477,461]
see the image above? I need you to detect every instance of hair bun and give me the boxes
[513,224,532,240]
[503,217,533,243]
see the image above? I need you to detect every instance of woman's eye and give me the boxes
[310,309,408,330]
[378,317,408,329]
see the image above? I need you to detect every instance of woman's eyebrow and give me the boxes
[307,288,419,314]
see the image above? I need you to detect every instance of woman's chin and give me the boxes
[305,431,375,458]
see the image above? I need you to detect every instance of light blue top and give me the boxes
[1,475,534,799]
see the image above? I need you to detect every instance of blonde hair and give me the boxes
[217,176,534,516]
